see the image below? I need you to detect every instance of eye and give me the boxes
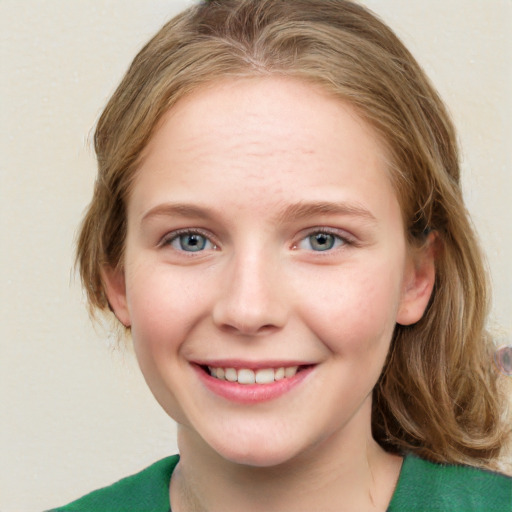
[165,231,216,252]
[297,231,346,252]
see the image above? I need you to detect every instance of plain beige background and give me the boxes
[1,1,511,510]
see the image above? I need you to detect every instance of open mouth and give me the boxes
[201,365,311,385]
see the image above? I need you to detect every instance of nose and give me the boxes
[212,249,288,336]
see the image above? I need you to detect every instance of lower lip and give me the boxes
[193,365,314,404]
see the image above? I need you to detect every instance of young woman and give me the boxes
[50,1,511,510]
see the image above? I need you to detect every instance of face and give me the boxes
[105,78,434,467]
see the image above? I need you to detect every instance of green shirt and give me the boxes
[48,454,512,511]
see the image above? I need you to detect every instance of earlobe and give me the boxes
[101,265,132,327]
[396,232,437,326]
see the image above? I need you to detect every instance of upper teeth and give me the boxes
[209,366,299,384]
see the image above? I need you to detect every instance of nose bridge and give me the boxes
[213,242,286,335]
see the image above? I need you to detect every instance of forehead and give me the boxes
[130,77,399,225]
[148,77,386,152]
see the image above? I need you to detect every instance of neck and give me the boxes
[170,410,402,512]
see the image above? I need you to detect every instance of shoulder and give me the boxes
[46,455,179,512]
[389,454,512,512]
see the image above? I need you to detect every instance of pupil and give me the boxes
[311,233,334,250]
[181,234,205,251]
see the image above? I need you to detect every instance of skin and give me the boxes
[104,77,435,511]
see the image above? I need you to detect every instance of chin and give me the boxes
[220,447,300,468]
[205,430,307,468]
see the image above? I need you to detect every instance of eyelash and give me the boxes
[159,228,355,254]
[293,228,355,253]
[160,229,218,253]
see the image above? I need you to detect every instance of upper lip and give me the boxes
[192,360,316,370]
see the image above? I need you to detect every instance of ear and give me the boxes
[396,232,437,326]
[101,265,132,327]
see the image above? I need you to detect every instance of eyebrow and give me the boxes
[140,201,377,225]
[141,203,213,223]
[275,201,377,225]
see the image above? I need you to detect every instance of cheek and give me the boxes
[124,266,207,423]
[298,261,403,354]
[125,264,208,353]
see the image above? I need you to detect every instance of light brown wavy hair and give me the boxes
[76,0,511,470]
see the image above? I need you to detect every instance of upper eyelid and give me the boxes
[159,228,218,247]
[297,226,356,242]
[291,228,358,254]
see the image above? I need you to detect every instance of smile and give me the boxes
[207,366,300,384]
[195,363,315,403]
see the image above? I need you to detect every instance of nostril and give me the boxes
[259,324,279,335]
[216,322,279,336]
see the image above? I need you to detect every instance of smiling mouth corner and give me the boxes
[200,365,312,385]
